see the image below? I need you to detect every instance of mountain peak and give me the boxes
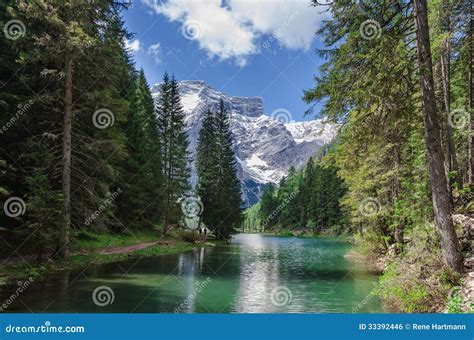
[151,80,336,205]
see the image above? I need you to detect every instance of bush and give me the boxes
[446,292,463,314]
[172,230,199,243]
[353,229,387,261]
[378,264,432,312]
[377,223,456,312]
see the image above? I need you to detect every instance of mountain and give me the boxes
[150,80,336,205]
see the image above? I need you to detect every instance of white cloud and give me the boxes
[143,0,256,65]
[142,0,326,66]
[229,0,327,50]
[125,39,141,52]
[147,43,162,64]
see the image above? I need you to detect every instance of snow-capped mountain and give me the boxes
[151,80,336,205]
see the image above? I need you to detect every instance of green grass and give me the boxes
[72,229,159,251]
[0,230,219,287]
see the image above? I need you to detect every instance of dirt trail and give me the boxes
[97,241,159,255]
[1,240,170,265]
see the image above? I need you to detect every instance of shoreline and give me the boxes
[0,233,219,288]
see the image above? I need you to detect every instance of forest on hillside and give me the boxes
[0,0,243,262]
[245,0,473,312]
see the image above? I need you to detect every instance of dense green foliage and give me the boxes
[303,0,472,311]
[0,0,219,260]
[1,0,137,257]
[245,150,346,234]
[196,99,243,239]
[156,73,191,235]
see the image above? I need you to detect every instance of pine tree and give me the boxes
[118,69,162,227]
[196,99,243,239]
[214,99,243,239]
[156,73,190,235]
[413,0,463,272]
[259,184,277,229]
[196,109,219,230]
[4,0,133,258]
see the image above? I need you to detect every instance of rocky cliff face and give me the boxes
[151,80,336,205]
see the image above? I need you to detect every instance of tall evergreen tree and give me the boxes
[196,99,243,239]
[2,0,133,258]
[156,73,190,235]
[118,69,162,227]
[196,108,219,230]
[413,0,463,272]
[214,99,243,239]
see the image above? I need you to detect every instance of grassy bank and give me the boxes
[351,222,471,313]
[0,229,218,287]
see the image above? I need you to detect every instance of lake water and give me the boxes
[2,234,382,313]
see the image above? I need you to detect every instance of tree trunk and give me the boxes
[59,52,73,260]
[440,37,461,188]
[413,0,463,272]
[163,126,173,237]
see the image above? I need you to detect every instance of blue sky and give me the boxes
[122,0,330,122]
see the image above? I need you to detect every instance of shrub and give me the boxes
[173,230,199,243]
[377,223,456,312]
[353,229,387,261]
[446,292,463,314]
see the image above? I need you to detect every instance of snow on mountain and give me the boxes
[150,80,336,205]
